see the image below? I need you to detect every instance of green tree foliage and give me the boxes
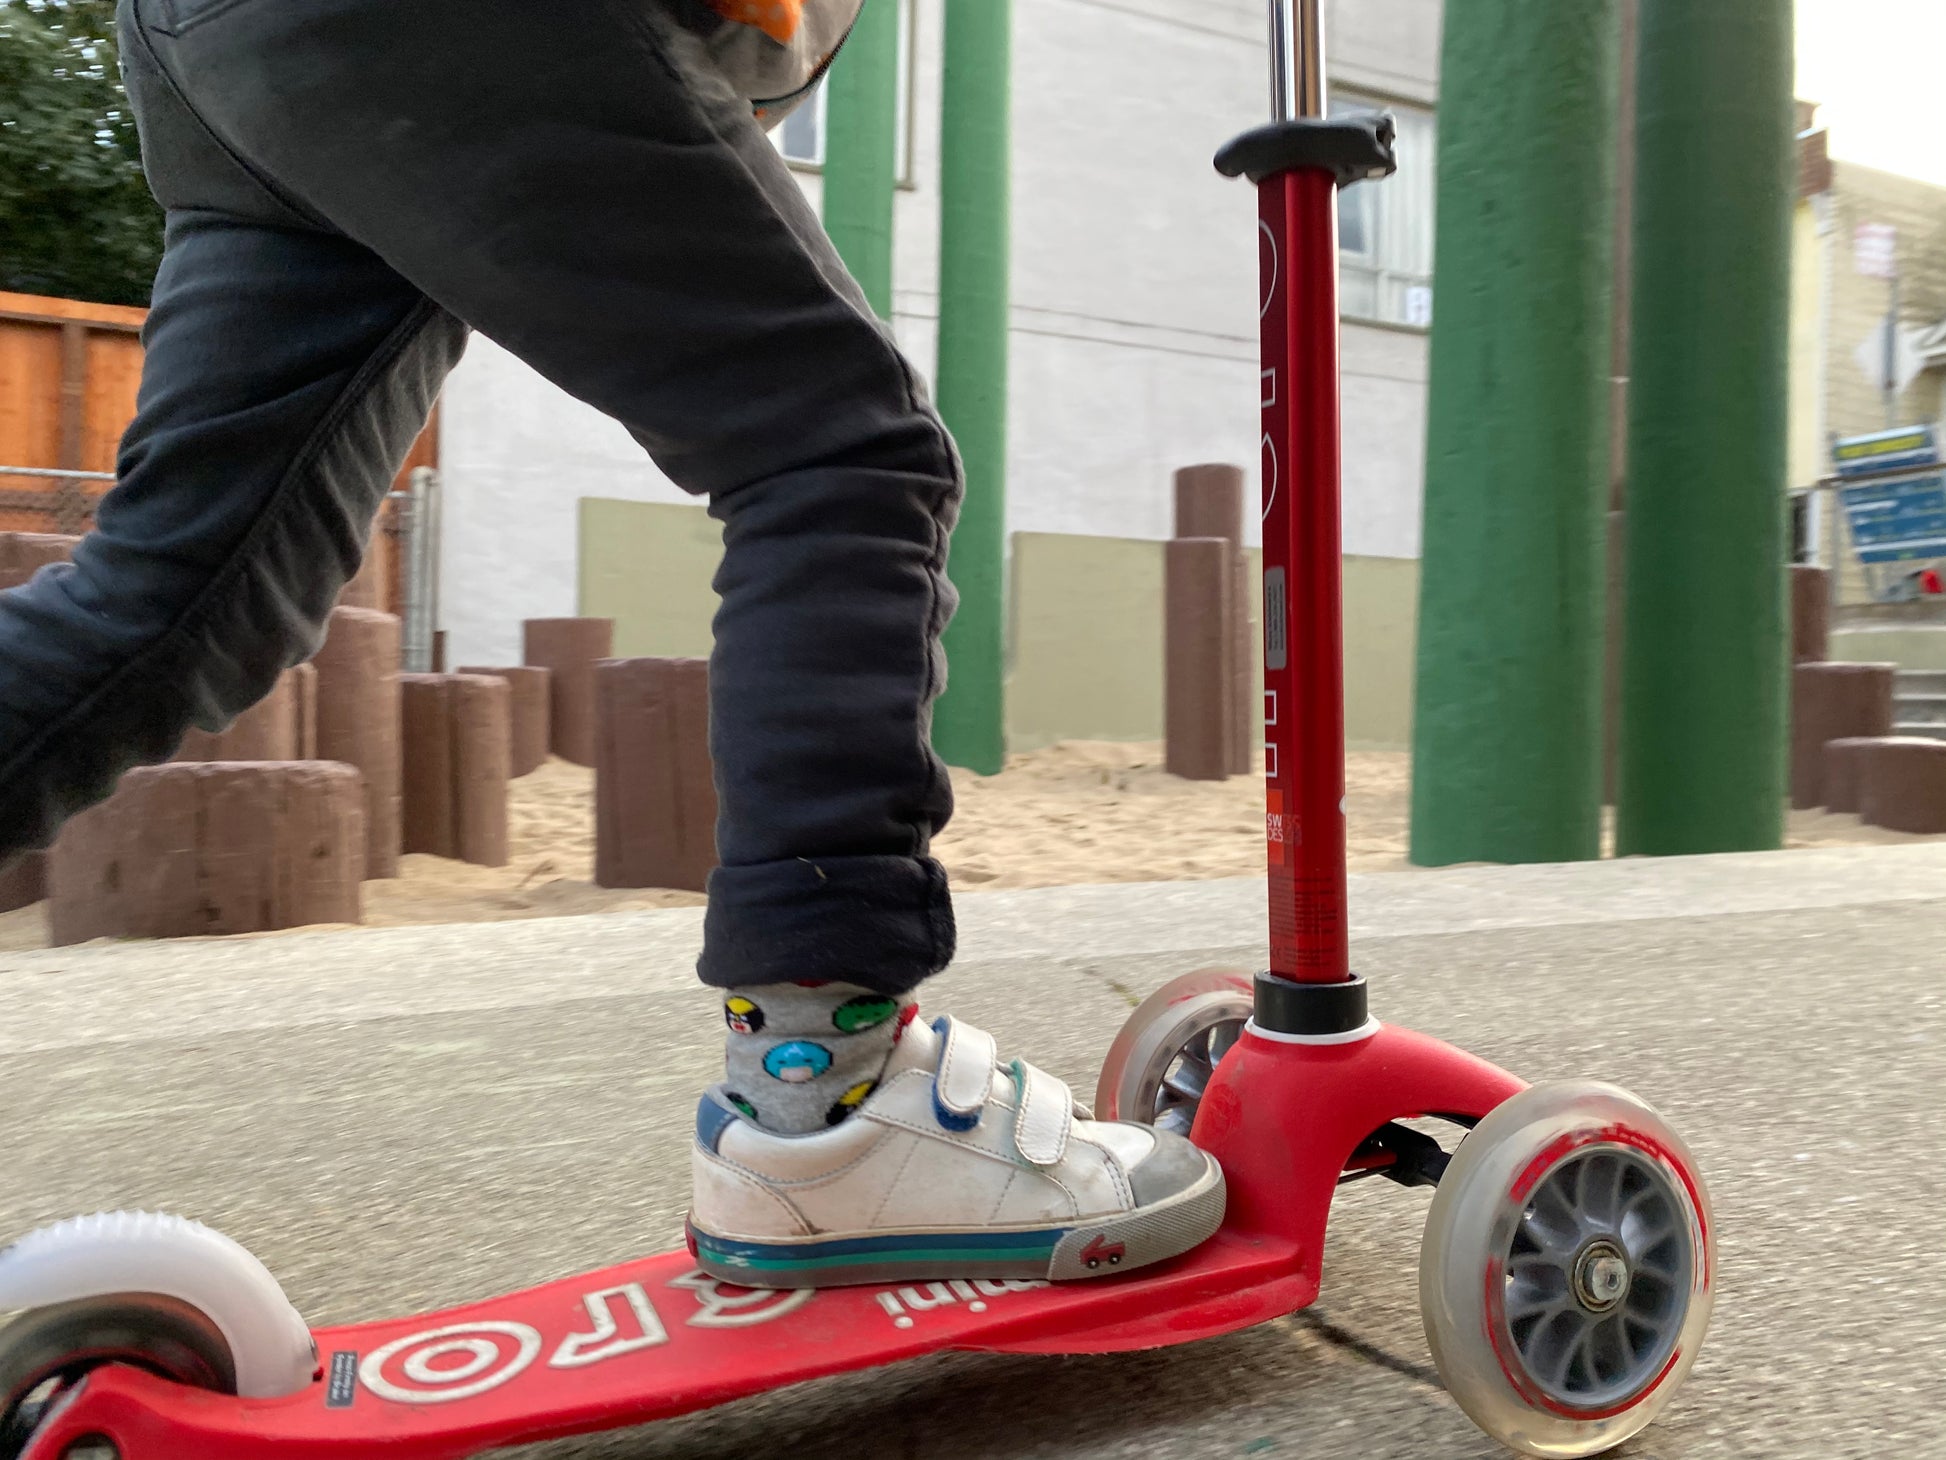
[0,0,162,307]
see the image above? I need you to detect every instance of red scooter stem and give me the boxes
[1258,163,1350,984]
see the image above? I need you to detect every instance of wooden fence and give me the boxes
[0,288,436,609]
[0,290,144,532]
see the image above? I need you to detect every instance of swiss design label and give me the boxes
[1264,568,1288,670]
[325,1352,359,1409]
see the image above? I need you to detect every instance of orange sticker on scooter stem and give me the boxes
[708,0,804,43]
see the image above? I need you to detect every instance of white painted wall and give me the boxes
[437,0,1442,667]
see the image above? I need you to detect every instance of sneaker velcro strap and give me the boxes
[1010,1059,1072,1167]
[933,1016,998,1126]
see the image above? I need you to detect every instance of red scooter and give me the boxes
[0,4,1713,1456]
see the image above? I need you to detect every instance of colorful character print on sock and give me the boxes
[763,1040,835,1084]
[825,1080,876,1126]
[832,994,901,1034]
[724,995,765,1035]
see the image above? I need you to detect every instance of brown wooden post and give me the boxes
[0,533,78,599]
[457,666,551,777]
[339,550,385,610]
[524,618,614,766]
[291,662,318,759]
[0,855,42,914]
[311,607,402,877]
[0,532,80,578]
[1859,738,1946,833]
[1,541,68,909]
[1164,538,1236,781]
[1790,662,1895,808]
[399,674,511,866]
[175,669,300,762]
[1174,464,1247,539]
[0,540,78,901]
[399,674,456,858]
[1821,736,1881,814]
[1837,663,1895,743]
[47,762,364,944]
[1790,564,1830,664]
[594,657,717,891]
[1174,464,1252,774]
[447,674,511,865]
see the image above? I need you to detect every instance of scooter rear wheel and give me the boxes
[1419,1081,1714,1458]
[0,1294,236,1460]
[1094,969,1253,1133]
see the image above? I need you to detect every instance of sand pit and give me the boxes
[1,741,1938,953]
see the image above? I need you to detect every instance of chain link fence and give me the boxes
[0,465,443,672]
[0,466,117,537]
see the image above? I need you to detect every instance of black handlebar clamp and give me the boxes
[1215,113,1398,188]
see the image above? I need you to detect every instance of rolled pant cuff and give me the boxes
[699,853,955,996]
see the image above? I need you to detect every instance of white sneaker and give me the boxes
[687,1014,1225,1287]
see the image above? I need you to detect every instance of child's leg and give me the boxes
[128,0,961,997]
[0,14,466,860]
[76,0,1224,1284]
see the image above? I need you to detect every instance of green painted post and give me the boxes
[931,0,1011,775]
[1409,3,1621,866]
[820,0,900,318]
[1616,0,1794,855]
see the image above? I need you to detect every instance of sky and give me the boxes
[1795,0,1946,186]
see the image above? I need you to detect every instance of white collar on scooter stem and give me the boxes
[1244,1015,1383,1046]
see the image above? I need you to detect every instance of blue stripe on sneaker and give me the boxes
[694,1089,742,1154]
[692,1225,1070,1273]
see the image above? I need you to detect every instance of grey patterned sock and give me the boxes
[721,981,918,1134]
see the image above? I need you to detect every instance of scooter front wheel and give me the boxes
[1094,969,1253,1134]
[1419,1081,1714,1458]
[0,1294,237,1460]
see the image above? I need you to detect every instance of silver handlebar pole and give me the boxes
[1269,0,1326,121]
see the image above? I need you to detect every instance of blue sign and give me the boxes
[1832,425,1942,479]
[1840,471,1946,564]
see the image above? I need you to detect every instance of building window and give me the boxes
[774,0,917,185]
[1332,93,1436,328]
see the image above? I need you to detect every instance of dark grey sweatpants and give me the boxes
[0,0,961,995]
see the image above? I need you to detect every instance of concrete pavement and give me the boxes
[1,844,1943,1457]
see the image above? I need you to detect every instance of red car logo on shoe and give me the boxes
[1081,1236,1125,1269]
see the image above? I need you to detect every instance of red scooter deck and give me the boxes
[26,1018,1529,1460]
[25,1234,1312,1460]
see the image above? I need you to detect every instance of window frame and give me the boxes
[1331,87,1436,333]
[774,0,920,190]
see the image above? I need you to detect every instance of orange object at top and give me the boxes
[709,0,803,43]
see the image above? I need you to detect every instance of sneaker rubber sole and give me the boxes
[688,1156,1225,1289]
